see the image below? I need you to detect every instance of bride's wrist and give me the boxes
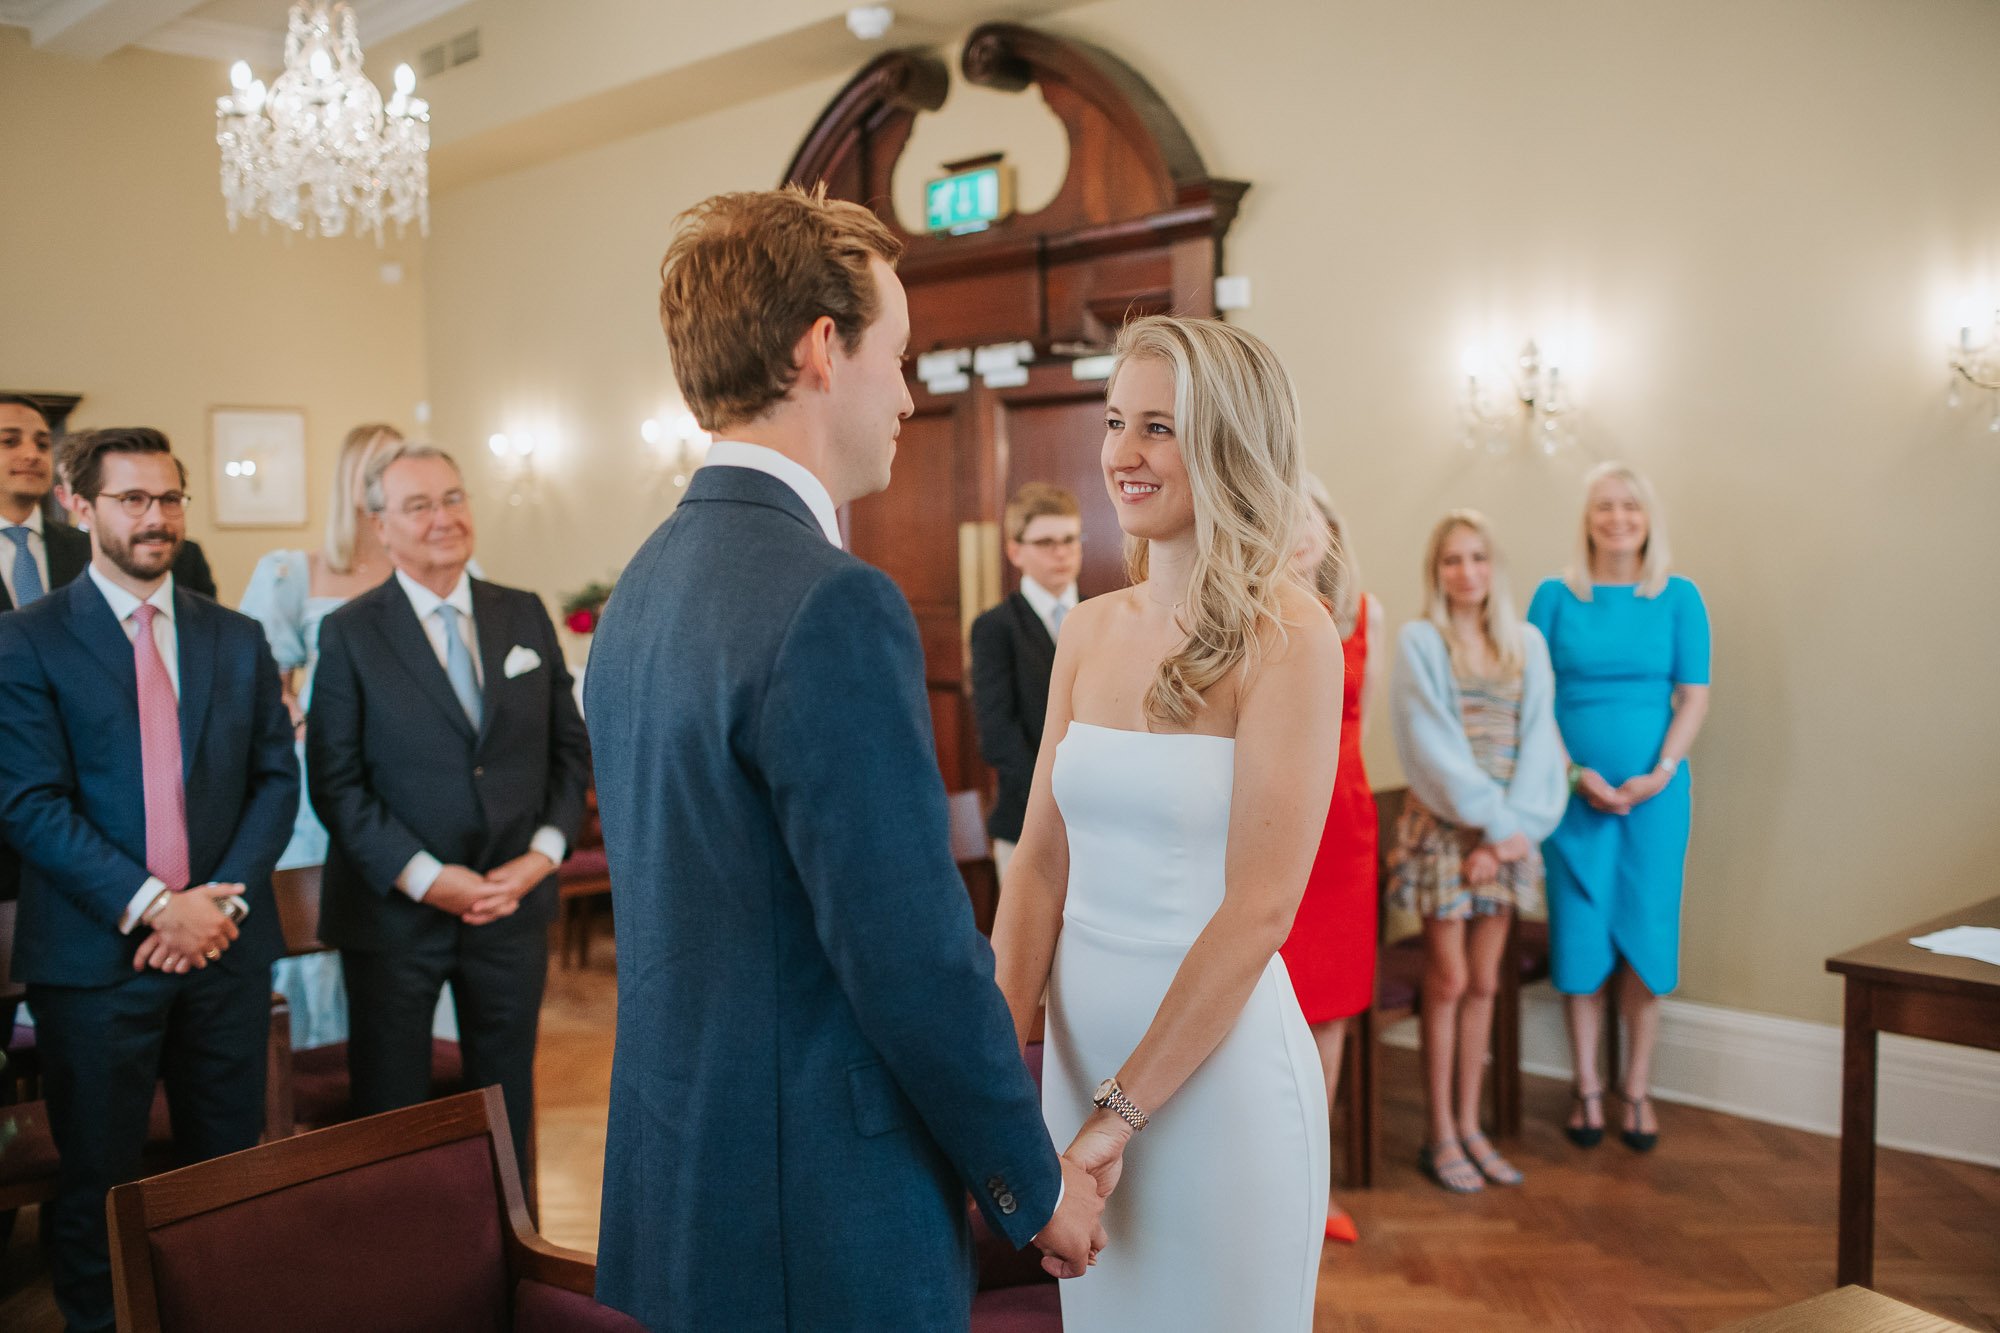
[1085,1106,1138,1146]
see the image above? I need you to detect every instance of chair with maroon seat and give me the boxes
[107,1086,641,1333]
[555,786,613,970]
[970,1040,1062,1331]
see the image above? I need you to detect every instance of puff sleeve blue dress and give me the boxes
[1526,576,1710,995]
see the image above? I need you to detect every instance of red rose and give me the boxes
[566,608,597,634]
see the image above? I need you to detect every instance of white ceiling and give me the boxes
[0,0,470,61]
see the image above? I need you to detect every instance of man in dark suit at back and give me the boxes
[47,414,219,600]
[0,427,297,1333]
[1,393,91,911]
[585,187,1106,1332]
[307,442,589,1173]
[969,482,1083,880]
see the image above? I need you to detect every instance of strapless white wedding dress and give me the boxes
[1044,721,1328,1331]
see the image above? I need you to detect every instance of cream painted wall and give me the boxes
[419,0,2000,1026]
[0,30,428,603]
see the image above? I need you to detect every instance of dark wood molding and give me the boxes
[782,46,949,201]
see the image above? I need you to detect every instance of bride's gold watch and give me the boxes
[1092,1077,1149,1132]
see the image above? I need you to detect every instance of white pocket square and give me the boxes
[503,645,542,679]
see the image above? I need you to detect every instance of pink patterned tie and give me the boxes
[132,603,190,892]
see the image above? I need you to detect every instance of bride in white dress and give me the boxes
[992,315,1344,1330]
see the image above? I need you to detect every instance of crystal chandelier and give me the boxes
[215,3,430,244]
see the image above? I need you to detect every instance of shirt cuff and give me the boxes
[119,878,169,935]
[529,826,568,868]
[397,851,445,902]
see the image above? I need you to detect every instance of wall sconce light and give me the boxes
[488,431,540,505]
[642,412,711,488]
[1460,339,1576,456]
[1948,300,2000,432]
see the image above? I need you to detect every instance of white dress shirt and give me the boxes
[391,567,567,901]
[1018,575,1078,644]
[90,567,250,933]
[702,440,844,547]
[0,507,50,608]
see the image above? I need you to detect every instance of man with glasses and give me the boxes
[46,419,219,600]
[306,442,589,1176]
[970,482,1085,878]
[0,426,298,1333]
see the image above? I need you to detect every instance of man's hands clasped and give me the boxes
[427,852,555,925]
[133,883,242,973]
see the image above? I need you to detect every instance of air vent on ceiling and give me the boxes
[417,28,479,78]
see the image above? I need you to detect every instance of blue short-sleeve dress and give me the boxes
[1526,575,1710,995]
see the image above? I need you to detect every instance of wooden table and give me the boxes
[1711,1285,1972,1332]
[1825,897,2000,1288]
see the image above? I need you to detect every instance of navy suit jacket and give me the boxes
[586,466,1062,1332]
[0,573,297,986]
[305,575,590,951]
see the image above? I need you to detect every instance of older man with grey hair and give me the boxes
[306,442,590,1172]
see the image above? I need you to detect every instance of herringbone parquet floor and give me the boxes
[4,938,1995,1331]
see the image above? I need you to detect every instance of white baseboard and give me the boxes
[1380,986,2000,1169]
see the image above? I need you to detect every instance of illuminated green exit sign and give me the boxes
[925,161,1014,235]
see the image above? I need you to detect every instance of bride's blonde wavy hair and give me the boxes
[1113,315,1309,729]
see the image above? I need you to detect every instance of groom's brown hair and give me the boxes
[659,184,904,434]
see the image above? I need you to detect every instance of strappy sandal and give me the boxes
[1564,1086,1605,1149]
[1460,1130,1524,1186]
[1418,1139,1485,1194]
[1620,1092,1659,1153]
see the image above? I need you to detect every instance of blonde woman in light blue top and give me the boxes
[241,423,408,1048]
[1388,511,1565,1194]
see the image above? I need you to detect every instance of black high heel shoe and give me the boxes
[1564,1087,1604,1149]
[1620,1093,1659,1153]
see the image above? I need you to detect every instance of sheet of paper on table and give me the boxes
[1907,925,2000,968]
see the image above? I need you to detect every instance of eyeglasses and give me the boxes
[396,490,470,520]
[1021,534,1082,551]
[99,490,190,517]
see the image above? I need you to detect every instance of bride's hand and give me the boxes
[1066,1110,1132,1202]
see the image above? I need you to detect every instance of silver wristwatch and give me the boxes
[1091,1076,1149,1132]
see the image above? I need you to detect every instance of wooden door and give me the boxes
[990,364,1125,600]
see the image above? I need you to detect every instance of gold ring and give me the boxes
[204,948,220,960]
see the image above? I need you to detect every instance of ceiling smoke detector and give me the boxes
[846,6,894,40]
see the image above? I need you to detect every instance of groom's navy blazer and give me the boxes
[0,573,297,986]
[586,465,1062,1332]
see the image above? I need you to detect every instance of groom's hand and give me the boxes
[1033,1154,1109,1279]
[1065,1110,1132,1201]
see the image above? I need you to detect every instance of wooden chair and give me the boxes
[555,785,613,969]
[107,1087,641,1333]
[949,789,1001,936]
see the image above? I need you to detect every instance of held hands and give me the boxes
[1490,833,1532,863]
[1032,1137,1117,1279]
[133,884,243,973]
[1575,767,1631,816]
[1464,845,1502,888]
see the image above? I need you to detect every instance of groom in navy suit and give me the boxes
[586,187,1107,1331]
[0,427,297,1332]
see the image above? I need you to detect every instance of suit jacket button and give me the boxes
[473,765,485,778]
[997,1192,1017,1215]
[986,1176,1004,1193]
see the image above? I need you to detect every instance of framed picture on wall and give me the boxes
[209,407,308,527]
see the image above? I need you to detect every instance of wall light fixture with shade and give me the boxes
[642,411,711,488]
[487,430,541,505]
[1947,298,2000,432]
[1459,337,1578,456]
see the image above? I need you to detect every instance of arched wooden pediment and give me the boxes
[783,23,1246,352]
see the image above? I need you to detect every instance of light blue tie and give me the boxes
[436,603,482,727]
[4,526,42,607]
[1049,600,1069,639]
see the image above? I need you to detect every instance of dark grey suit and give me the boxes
[305,574,589,1166]
[968,590,1060,844]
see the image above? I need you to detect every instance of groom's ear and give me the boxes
[795,314,840,394]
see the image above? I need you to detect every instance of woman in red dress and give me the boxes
[1279,477,1381,1243]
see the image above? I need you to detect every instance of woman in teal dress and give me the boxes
[1527,462,1710,1154]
